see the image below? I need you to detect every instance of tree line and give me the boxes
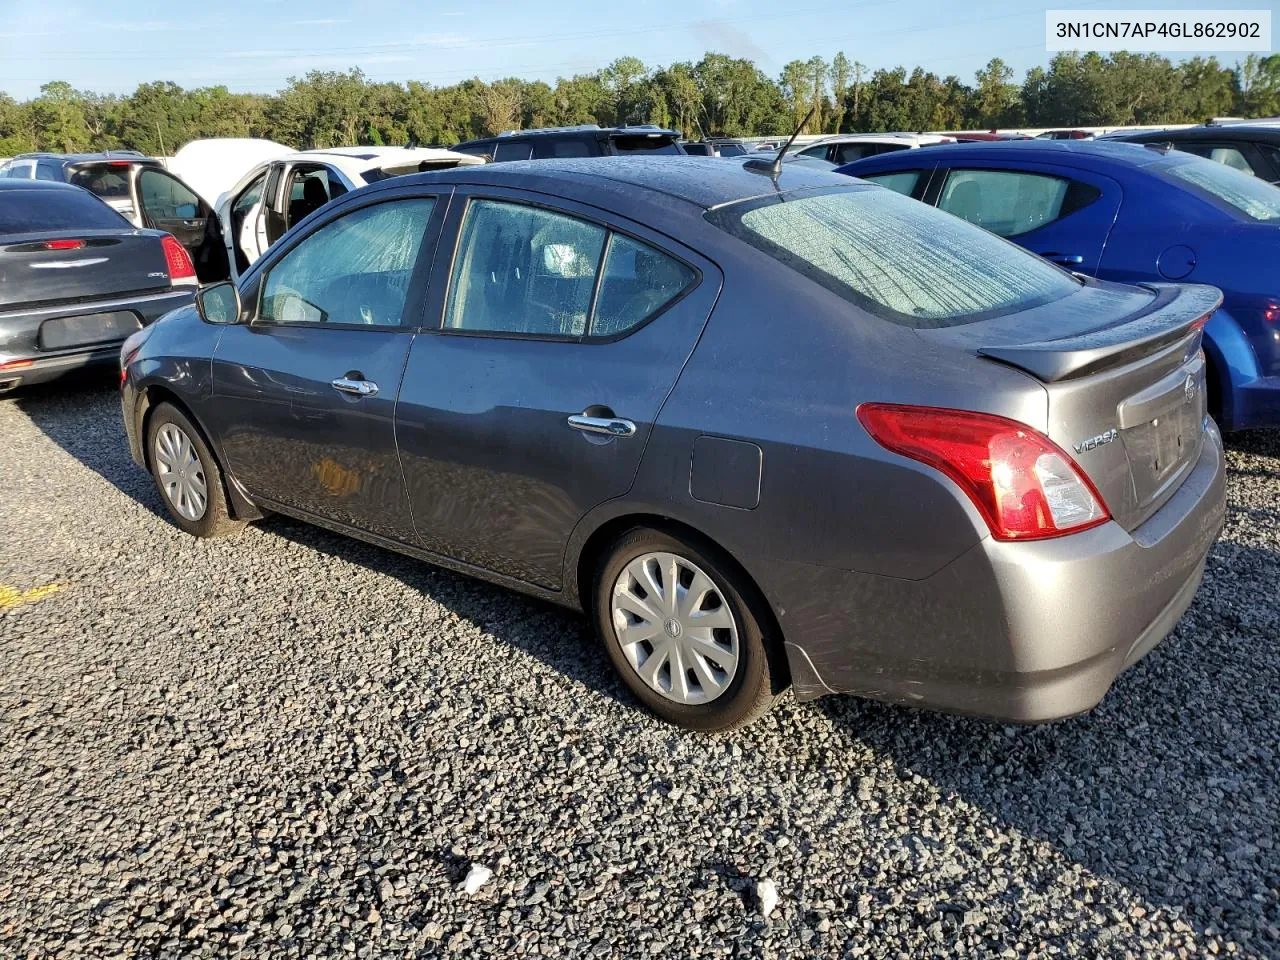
[2,51,1278,156]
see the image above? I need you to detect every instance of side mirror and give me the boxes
[195,281,242,324]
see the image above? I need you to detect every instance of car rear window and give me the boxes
[0,188,129,234]
[707,187,1080,328]
[67,164,133,200]
[1166,156,1280,222]
[612,136,682,155]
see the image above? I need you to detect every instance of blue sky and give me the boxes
[0,0,1267,99]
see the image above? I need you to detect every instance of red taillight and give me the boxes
[857,403,1111,541]
[161,234,196,286]
[108,160,131,167]
[1264,303,1279,324]
[0,358,34,372]
[44,239,85,251]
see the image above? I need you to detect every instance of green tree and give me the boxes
[0,93,35,154]
[829,53,852,133]
[972,57,1020,128]
[28,81,93,152]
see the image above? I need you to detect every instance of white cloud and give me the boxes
[295,18,350,26]
[410,32,468,46]
[94,20,185,32]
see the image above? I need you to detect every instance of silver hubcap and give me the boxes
[610,552,740,705]
[154,423,208,522]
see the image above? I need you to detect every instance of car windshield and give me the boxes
[0,188,129,233]
[612,136,682,155]
[707,186,1080,328]
[1166,156,1280,222]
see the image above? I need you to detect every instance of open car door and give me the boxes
[135,167,231,283]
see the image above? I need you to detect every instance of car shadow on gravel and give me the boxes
[255,513,633,709]
[815,538,1280,951]
[12,372,172,521]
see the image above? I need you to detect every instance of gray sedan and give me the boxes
[119,158,1226,731]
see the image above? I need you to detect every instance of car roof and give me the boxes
[15,152,158,164]
[1116,124,1280,141]
[856,138,1175,170]
[301,147,473,163]
[397,155,851,210]
[458,125,681,146]
[0,178,84,191]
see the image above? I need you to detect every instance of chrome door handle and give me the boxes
[567,414,636,437]
[331,377,379,397]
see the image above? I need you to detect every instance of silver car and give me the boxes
[120,158,1226,731]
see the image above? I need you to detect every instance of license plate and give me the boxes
[39,311,141,350]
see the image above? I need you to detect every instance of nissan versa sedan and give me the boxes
[119,158,1226,731]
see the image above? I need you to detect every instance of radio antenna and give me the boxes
[744,106,815,179]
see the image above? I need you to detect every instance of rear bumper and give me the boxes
[0,345,121,391]
[0,289,192,391]
[776,422,1227,721]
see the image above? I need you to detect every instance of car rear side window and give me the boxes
[708,187,1079,328]
[592,234,696,337]
[611,136,681,155]
[68,165,132,200]
[833,143,879,164]
[493,141,534,162]
[0,188,129,233]
[259,198,435,327]
[937,169,1101,238]
[444,199,694,339]
[1176,142,1255,175]
[1167,156,1280,222]
[862,170,924,196]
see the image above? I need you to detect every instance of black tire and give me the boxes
[593,527,786,732]
[145,402,244,539]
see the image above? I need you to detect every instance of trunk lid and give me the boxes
[0,229,170,310]
[928,280,1221,531]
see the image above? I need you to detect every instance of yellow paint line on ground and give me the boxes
[0,583,65,611]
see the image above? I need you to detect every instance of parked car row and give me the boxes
[7,128,1275,736]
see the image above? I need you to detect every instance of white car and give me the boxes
[792,133,955,166]
[212,146,485,280]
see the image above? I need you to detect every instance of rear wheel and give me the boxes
[593,528,783,731]
[146,402,243,539]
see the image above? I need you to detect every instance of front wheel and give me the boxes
[146,402,244,539]
[593,528,785,732]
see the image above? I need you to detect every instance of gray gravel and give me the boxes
[2,374,1278,959]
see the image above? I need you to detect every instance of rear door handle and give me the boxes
[567,414,636,437]
[1041,252,1084,266]
[331,377,379,397]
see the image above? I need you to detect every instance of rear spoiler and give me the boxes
[978,283,1222,382]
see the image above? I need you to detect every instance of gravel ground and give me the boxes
[1,374,1277,959]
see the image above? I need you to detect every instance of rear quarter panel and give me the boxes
[565,216,1050,603]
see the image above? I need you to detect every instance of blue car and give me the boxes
[840,141,1280,431]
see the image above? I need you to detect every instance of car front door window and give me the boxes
[260,198,436,327]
